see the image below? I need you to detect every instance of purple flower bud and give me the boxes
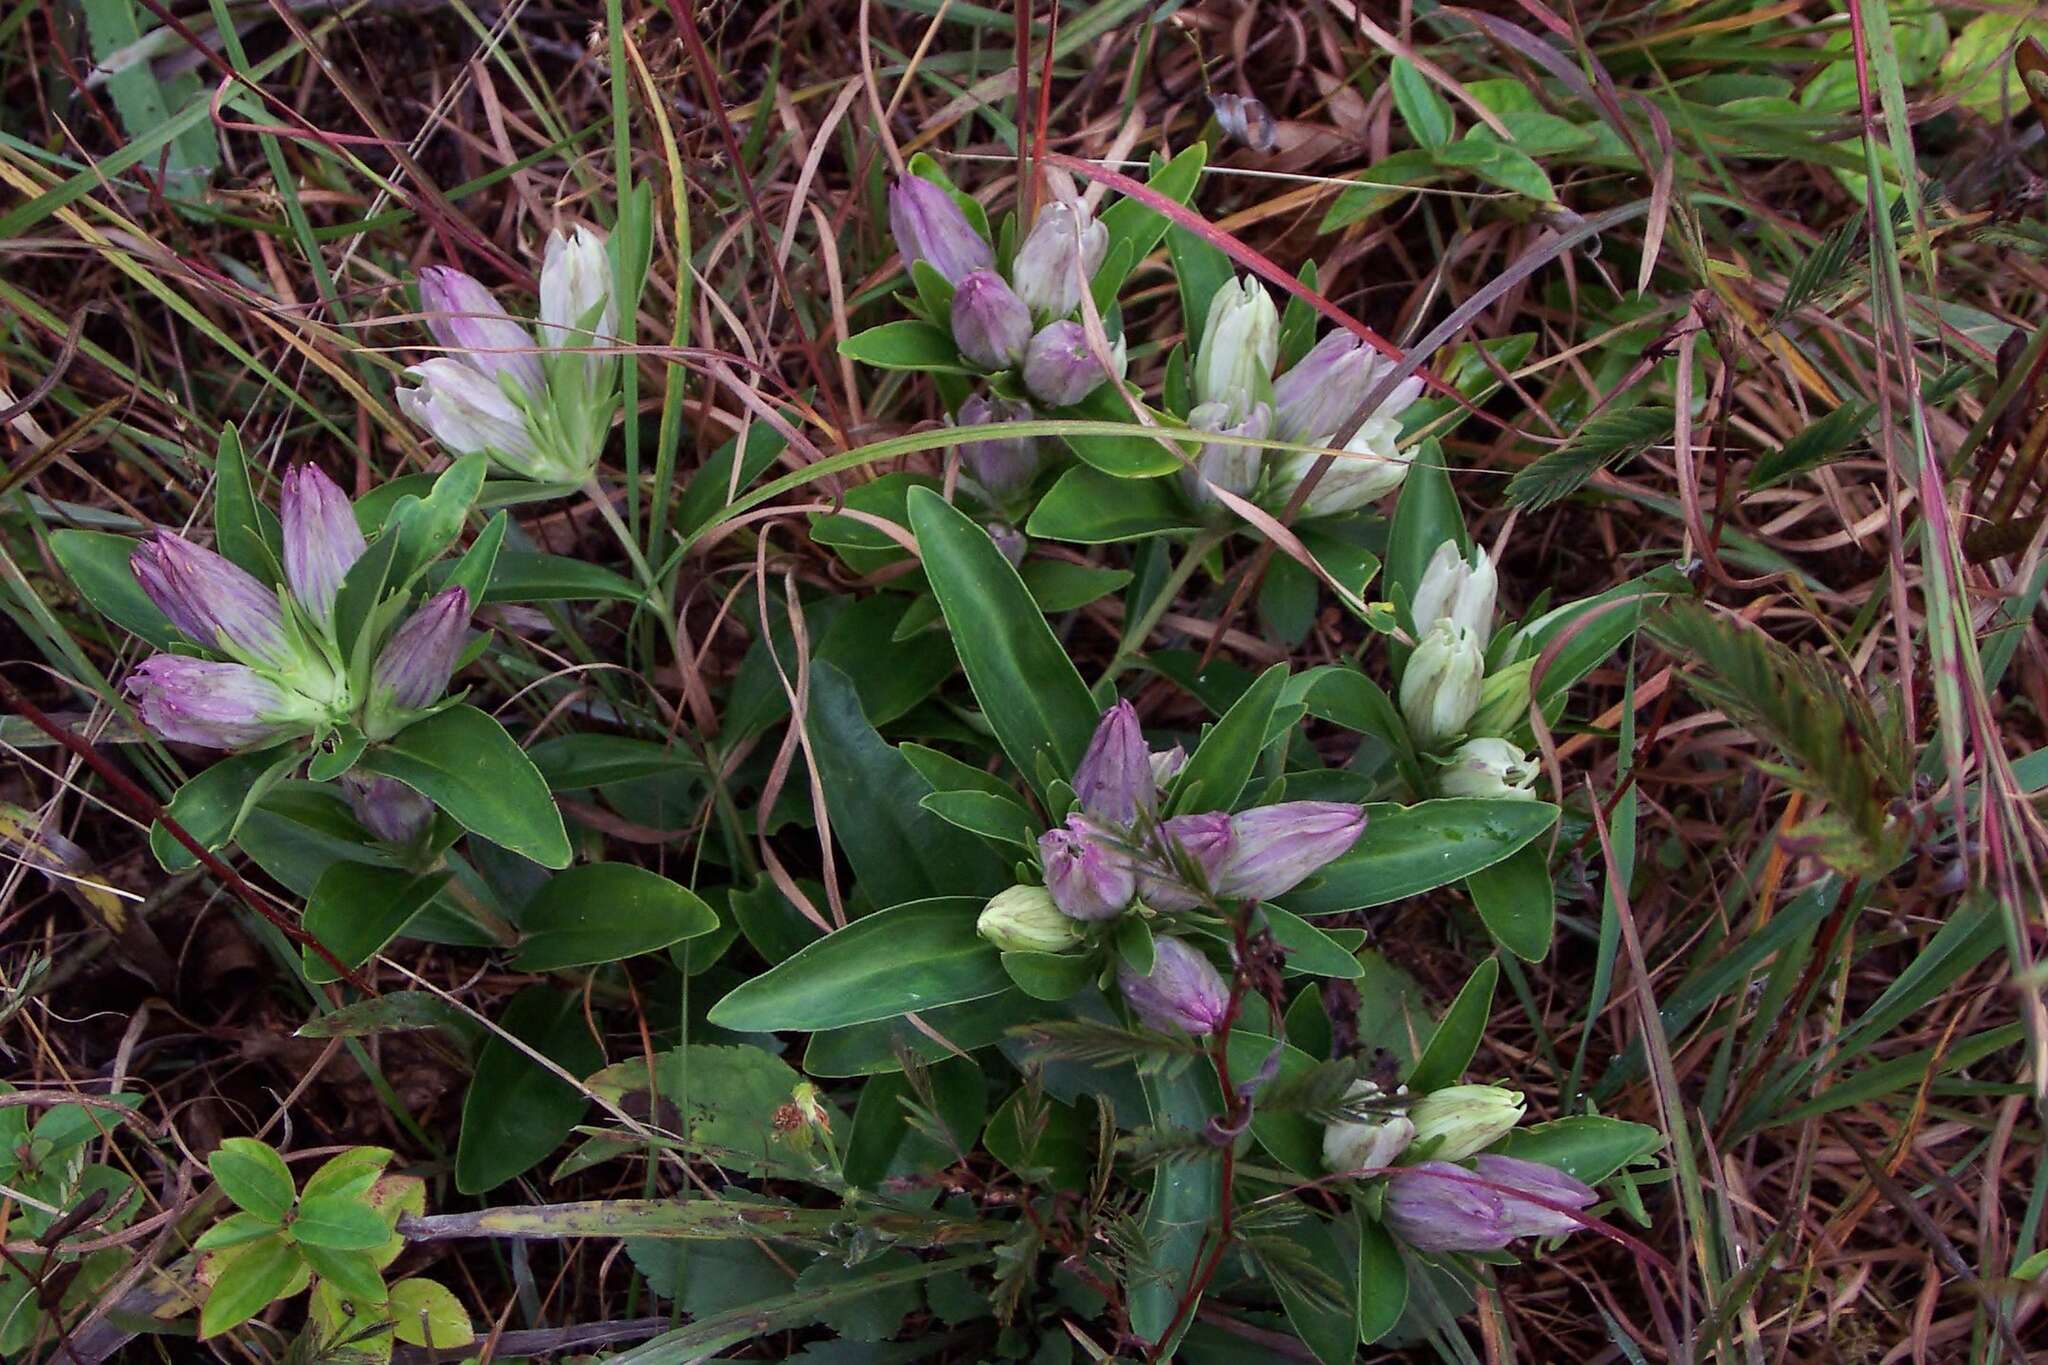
[1118,936,1231,1035]
[950,270,1032,370]
[1384,1162,1516,1253]
[1213,801,1366,901]
[1475,1155,1597,1239]
[1038,814,1135,921]
[122,657,314,750]
[341,773,435,844]
[1384,1157,1597,1254]
[1073,701,1153,826]
[987,522,1028,566]
[1138,812,1234,912]
[417,266,543,393]
[131,533,293,671]
[1010,201,1108,320]
[888,177,995,286]
[1022,321,1125,409]
[956,394,1043,500]
[1150,745,1187,790]
[481,604,553,637]
[363,587,471,738]
[1181,399,1273,507]
[1271,330,1379,444]
[280,465,367,628]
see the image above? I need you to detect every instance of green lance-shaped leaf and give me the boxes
[907,488,1099,800]
[707,897,1007,1033]
[356,705,570,868]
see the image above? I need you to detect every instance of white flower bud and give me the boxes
[539,226,616,382]
[1439,738,1539,800]
[1194,277,1278,416]
[1411,542,1498,647]
[1321,1081,1415,1174]
[1400,620,1484,751]
[977,886,1085,953]
[1407,1084,1525,1161]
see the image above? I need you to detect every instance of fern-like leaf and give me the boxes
[1649,601,1911,877]
[1773,213,1865,323]
[1507,405,1673,509]
[1772,191,1922,324]
[1748,399,1876,490]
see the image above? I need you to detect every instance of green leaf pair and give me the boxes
[198,1139,399,1338]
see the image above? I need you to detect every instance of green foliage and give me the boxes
[1506,405,1675,509]
[67,3,2032,1350]
[1649,601,1911,877]
[184,1141,468,1349]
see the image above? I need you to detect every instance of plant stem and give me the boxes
[1101,529,1226,687]
[584,477,680,661]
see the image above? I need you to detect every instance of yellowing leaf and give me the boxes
[388,1278,474,1348]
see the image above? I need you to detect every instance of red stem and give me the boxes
[0,675,374,993]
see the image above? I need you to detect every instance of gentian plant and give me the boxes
[54,429,575,880]
[32,148,1679,1363]
[398,227,622,486]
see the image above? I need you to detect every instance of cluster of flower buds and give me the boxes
[122,466,474,772]
[1183,278,1423,518]
[891,177,1123,500]
[1029,702,1365,927]
[1397,540,1541,787]
[1384,1155,1597,1254]
[398,227,620,484]
[1321,1081,1521,1174]
[1317,1076,1596,1255]
[976,700,1365,1036]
